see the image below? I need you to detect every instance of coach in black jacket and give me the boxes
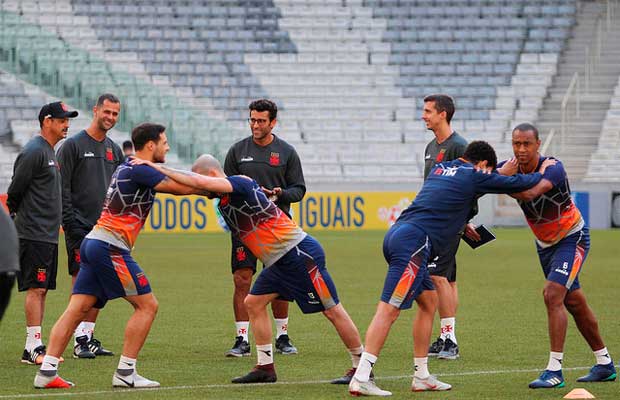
[222,99,306,358]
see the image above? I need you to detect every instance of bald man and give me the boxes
[130,154,364,384]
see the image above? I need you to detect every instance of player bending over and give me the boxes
[131,154,366,384]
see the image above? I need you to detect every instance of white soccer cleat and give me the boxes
[112,371,160,388]
[349,377,392,396]
[412,375,452,392]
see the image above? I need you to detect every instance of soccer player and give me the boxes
[57,93,124,359]
[130,154,364,385]
[223,99,306,357]
[421,94,474,360]
[348,141,555,396]
[7,102,78,365]
[34,123,203,389]
[497,123,617,389]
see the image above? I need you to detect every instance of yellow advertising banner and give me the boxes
[142,192,417,233]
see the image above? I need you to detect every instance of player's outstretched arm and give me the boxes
[509,158,557,201]
[131,157,233,194]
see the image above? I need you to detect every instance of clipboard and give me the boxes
[462,224,496,249]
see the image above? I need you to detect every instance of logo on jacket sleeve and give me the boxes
[269,152,280,166]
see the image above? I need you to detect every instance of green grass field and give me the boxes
[0,229,618,399]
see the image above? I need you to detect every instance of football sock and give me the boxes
[235,321,249,342]
[546,351,563,371]
[414,357,430,379]
[40,355,60,373]
[274,318,288,339]
[594,347,612,365]
[440,318,456,343]
[349,345,364,368]
[73,322,86,346]
[256,344,273,365]
[83,322,95,340]
[353,352,377,382]
[26,326,42,352]
[117,355,137,375]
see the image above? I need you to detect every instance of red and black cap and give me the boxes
[38,102,78,125]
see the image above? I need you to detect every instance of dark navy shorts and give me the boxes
[250,235,340,314]
[73,238,152,309]
[536,227,589,292]
[427,233,460,282]
[381,223,435,310]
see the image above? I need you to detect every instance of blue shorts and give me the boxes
[250,235,340,314]
[536,227,589,292]
[381,223,435,310]
[73,238,152,309]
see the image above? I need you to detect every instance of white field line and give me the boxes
[0,365,599,399]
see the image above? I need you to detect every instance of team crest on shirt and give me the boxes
[236,247,247,261]
[220,194,230,206]
[269,152,280,166]
[106,147,114,161]
[436,149,446,162]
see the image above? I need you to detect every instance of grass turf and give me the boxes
[0,229,618,399]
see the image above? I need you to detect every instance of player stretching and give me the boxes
[131,154,365,384]
[348,141,553,396]
[34,123,202,389]
[498,123,616,389]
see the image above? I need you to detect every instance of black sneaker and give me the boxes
[88,337,114,356]
[428,337,444,357]
[225,336,251,358]
[231,364,277,384]
[275,334,298,355]
[331,367,374,384]
[437,337,459,360]
[21,344,46,365]
[73,335,96,359]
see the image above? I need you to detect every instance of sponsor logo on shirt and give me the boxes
[433,166,458,177]
[425,154,431,160]
[48,160,56,166]
[84,152,95,157]
[240,157,254,162]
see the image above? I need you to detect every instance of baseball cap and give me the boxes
[38,102,78,125]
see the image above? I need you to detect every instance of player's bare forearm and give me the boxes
[512,179,553,201]
[157,165,233,194]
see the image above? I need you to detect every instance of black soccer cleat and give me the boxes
[73,335,95,359]
[437,337,459,360]
[88,337,114,356]
[428,337,444,357]
[226,336,251,357]
[275,334,298,355]
[231,364,277,384]
[21,344,47,365]
[331,367,374,384]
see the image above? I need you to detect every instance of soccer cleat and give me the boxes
[231,365,277,384]
[34,373,74,389]
[112,371,160,388]
[225,336,251,357]
[437,337,459,360]
[88,337,114,356]
[275,334,298,355]
[21,345,47,365]
[412,375,452,392]
[73,335,96,359]
[577,362,617,382]
[331,368,375,385]
[348,377,392,396]
[529,369,565,389]
[428,337,444,357]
